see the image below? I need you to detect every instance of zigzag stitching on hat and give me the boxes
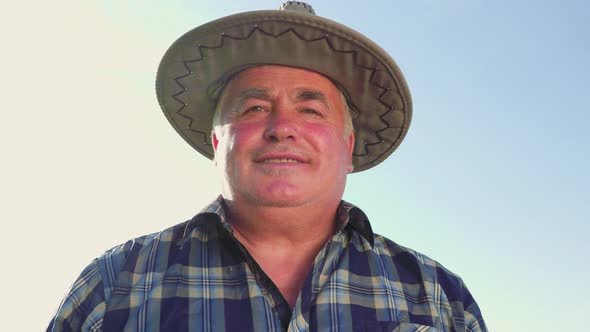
[366,68,395,146]
[171,24,406,162]
[352,70,405,163]
[349,80,397,158]
[171,58,212,148]
[364,86,396,149]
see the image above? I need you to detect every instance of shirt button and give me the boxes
[399,312,409,321]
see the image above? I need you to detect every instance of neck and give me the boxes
[224,196,341,249]
[223,196,342,308]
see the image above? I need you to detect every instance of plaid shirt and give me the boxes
[48,197,487,332]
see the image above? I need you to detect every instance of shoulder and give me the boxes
[98,220,189,262]
[48,219,198,331]
[372,233,462,286]
[48,258,106,331]
[95,210,226,289]
[96,200,226,270]
[95,218,195,281]
[371,233,487,331]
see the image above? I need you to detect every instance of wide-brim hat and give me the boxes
[156,1,412,172]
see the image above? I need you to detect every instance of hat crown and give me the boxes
[278,1,316,15]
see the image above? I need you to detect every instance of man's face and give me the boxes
[212,65,354,207]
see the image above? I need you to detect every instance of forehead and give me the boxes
[219,65,343,103]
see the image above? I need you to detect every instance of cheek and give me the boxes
[307,124,347,149]
[223,122,263,155]
[308,126,352,167]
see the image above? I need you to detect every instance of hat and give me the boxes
[155,1,412,172]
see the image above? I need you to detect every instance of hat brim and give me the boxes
[156,9,412,172]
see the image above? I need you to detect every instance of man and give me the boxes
[49,2,487,331]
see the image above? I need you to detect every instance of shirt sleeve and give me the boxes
[47,259,107,332]
[460,281,488,332]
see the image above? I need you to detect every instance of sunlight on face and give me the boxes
[212,66,355,207]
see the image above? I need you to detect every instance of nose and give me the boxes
[263,108,298,142]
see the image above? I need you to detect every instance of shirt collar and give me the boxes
[337,200,375,247]
[183,196,375,247]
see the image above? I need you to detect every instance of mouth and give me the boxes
[260,158,301,164]
[255,154,307,164]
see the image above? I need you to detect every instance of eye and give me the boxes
[244,106,267,114]
[301,108,322,116]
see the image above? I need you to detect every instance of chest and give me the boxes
[101,251,451,331]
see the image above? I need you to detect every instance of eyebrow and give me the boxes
[230,87,329,114]
[237,88,272,103]
[295,89,327,102]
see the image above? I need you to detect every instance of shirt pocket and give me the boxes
[352,320,438,332]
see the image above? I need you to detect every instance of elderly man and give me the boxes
[49,2,487,331]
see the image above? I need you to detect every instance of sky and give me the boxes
[1,0,588,331]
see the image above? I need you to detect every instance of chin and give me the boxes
[248,183,345,208]
[243,182,322,207]
[251,197,305,208]
[248,190,311,208]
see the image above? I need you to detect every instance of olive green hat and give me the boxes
[156,1,412,172]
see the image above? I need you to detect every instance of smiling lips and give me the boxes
[261,158,300,163]
[255,154,307,164]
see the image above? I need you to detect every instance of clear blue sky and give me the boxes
[3,1,587,331]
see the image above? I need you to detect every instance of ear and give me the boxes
[346,132,355,173]
[212,131,219,152]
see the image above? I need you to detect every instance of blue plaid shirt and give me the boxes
[48,197,487,331]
